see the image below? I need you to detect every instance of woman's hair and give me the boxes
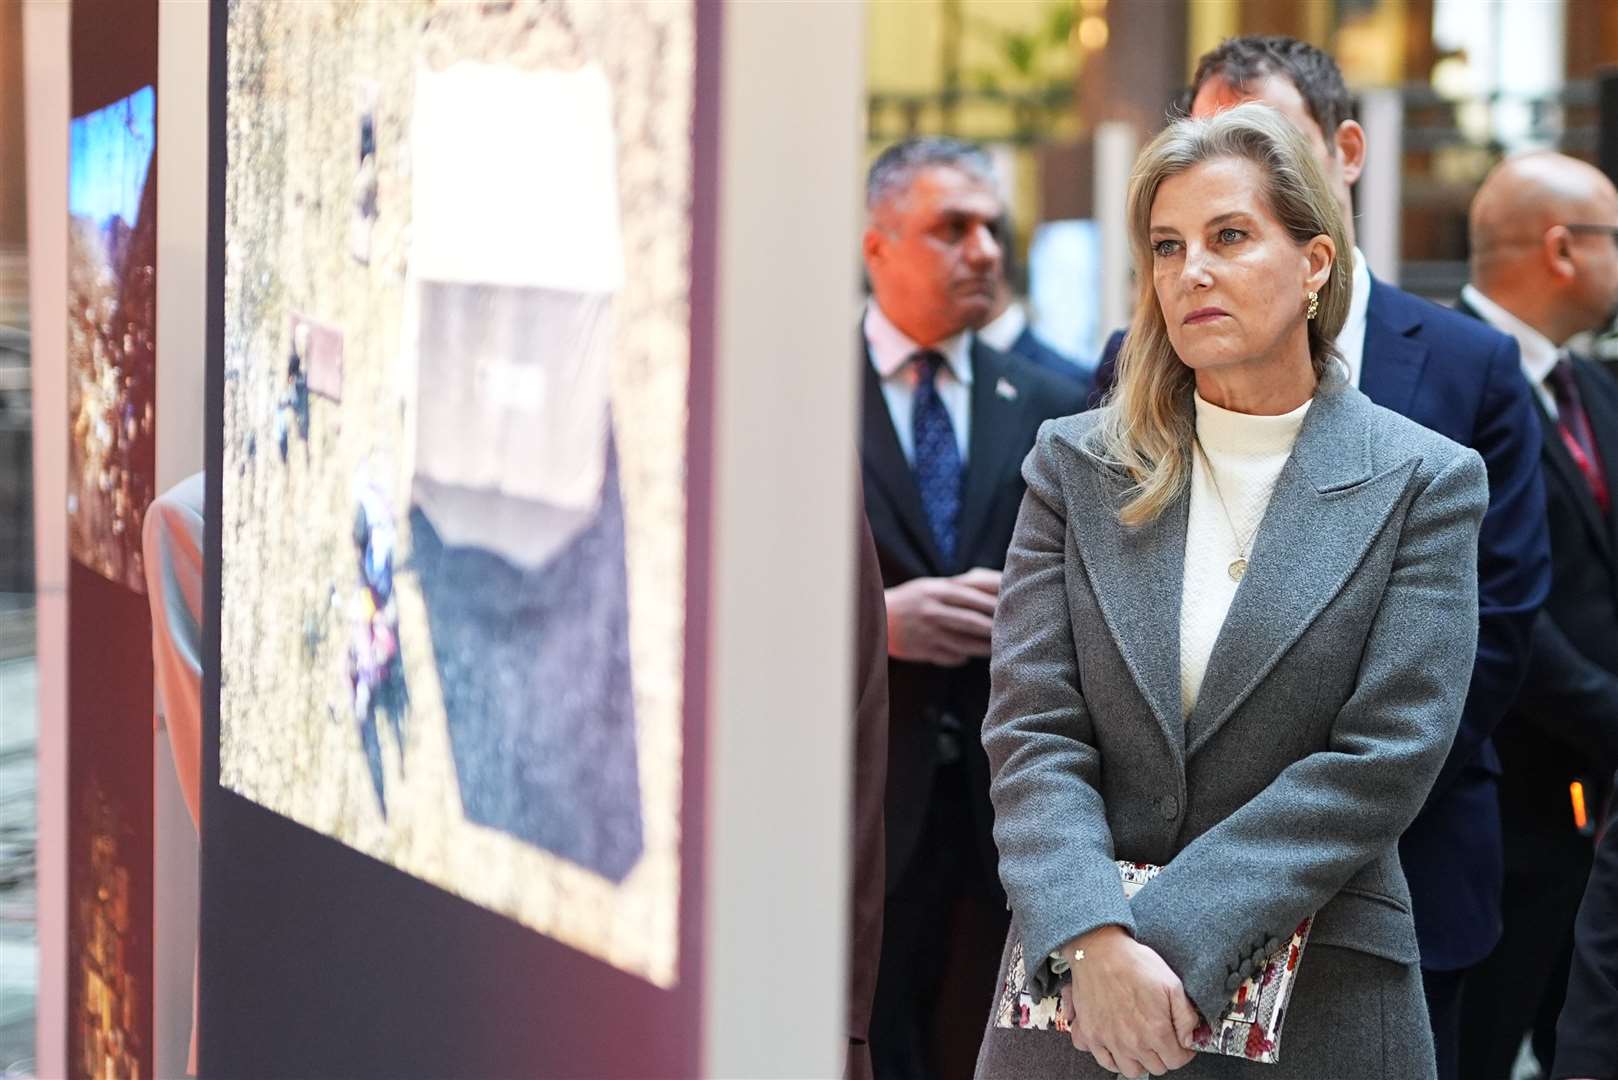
[1092,102,1352,525]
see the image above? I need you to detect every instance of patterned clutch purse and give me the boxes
[994,861,1313,1065]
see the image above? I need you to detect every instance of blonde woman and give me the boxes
[976,103,1485,1079]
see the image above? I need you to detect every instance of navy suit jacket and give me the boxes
[1090,279,1552,970]
[1007,325,1092,394]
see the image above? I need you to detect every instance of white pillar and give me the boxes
[22,3,68,1076]
[1095,121,1137,336]
[153,7,209,1074]
[1357,88,1405,285]
[703,2,864,1076]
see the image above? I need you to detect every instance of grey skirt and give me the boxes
[975,937,1436,1080]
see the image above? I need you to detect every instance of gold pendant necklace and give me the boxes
[1194,438,1254,582]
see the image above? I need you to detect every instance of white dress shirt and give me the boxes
[976,301,1027,354]
[1334,247,1373,389]
[864,301,973,466]
[1460,283,1563,420]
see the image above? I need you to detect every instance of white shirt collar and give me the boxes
[864,300,975,385]
[1333,247,1373,387]
[975,301,1027,354]
[1460,284,1562,389]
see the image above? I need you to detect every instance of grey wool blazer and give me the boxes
[982,370,1488,1042]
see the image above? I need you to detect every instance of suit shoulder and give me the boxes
[994,345,1089,415]
[1379,284,1516,363]
[1357,391,1480,481]
[1037,408,1104,457]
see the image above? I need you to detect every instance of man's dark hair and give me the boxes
[1190,36,1355,148]
[866,136,996,215]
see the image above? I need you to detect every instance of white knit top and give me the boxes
[1180,392,1311,718]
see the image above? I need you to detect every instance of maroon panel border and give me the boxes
[66,1,159,1076]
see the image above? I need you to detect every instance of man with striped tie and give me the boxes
[858,137,1086,1080]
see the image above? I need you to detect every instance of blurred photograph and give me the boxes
[218,0,692,986]
[67,86,157,593]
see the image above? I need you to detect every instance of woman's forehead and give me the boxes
[1151,158,1270,226]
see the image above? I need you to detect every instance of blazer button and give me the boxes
[1238,958,1255,979]
[1265,937,1283,955]
[1158,795,1179,820]
[1225,971,1243,991]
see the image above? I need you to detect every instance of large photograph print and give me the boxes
[68,86,157,592]
[218,0,693,985]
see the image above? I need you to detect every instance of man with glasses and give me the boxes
[1456,151,1618,1080]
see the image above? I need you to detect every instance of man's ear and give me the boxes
[1543,225,1577,283]
[862,225,885,270]
[1334,120,1366,187]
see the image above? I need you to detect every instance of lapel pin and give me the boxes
[996,377,1018,402]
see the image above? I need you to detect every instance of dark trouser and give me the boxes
[1459,859,1591,1080]
[871,764,1008,1080]
[1421,965,1465,1080]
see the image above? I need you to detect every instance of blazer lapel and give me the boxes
[1185,374,1420,757]
[861,354,947,574]
[1066,450,1188,759]
[1575,359,1618,545]
[1535,390,1614,561]
[957,342,1028,564]
[1358,280,1429,417]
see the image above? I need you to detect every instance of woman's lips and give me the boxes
[1183,307,1230,325]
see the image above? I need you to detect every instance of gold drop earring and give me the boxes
[1306,291,1320,321]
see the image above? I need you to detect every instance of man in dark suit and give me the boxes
[1554,770,1618,1080]
[859,137,1086,1079]
[1085,38,1551,1078]
[976,215,1092,389]
[1454,151,1618,1080]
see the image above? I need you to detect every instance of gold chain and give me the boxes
[1193,438,1257,582]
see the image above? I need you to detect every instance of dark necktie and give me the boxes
[910,350,963,563]
[1548,357,1611,515]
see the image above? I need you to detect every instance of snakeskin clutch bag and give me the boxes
[994,861,1314,1065]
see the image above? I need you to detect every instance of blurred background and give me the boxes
[867,0,1618,372]
[1,2,1617,1076]
[1,0,38,1074]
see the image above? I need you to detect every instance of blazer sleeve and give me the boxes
[1552,773,1618,1080]
[1422,334,1550,805]
[1129,448,1488,1024]
[982,423,1134,997]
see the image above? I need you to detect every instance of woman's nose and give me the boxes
[1181,246,1214,289]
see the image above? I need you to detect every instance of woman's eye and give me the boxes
[1152,239,1180,257]
[1218,227,1245,244]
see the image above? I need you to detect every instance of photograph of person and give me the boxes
[217,0,692,986]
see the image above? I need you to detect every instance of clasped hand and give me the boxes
[1056,925,1200,1077]
[885,568,1001,666]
